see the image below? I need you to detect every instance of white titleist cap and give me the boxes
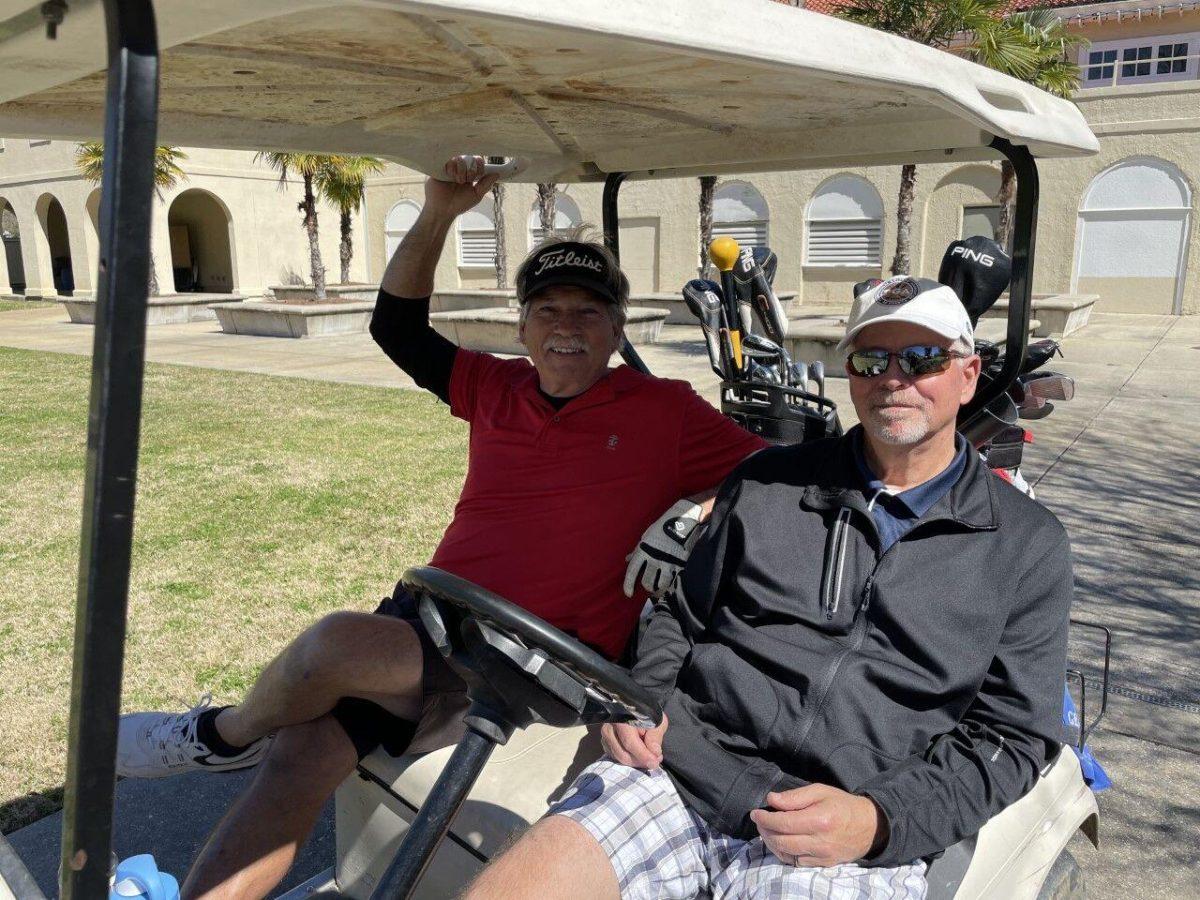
[836,276,974,354]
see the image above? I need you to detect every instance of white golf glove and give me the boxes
[623,499,705,598]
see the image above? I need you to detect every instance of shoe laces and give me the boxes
[148,692,214,751]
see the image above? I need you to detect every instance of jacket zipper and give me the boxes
[823,508,853,619]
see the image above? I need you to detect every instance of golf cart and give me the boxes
[0,1,1107,898]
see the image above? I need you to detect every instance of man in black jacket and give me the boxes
[468,276,1073,899]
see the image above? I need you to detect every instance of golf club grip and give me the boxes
[718,269,742,370]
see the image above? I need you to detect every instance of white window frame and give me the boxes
[804,176,883,268]
[713,182,769,250]
[457,202,497,269]
[1079,33,1200,87]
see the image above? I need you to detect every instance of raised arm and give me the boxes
[370,157,501,402]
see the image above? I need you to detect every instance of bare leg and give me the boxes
[182,715,357,900]
[215,611,424,748]
[462,816,619,900]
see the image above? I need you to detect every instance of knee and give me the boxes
[258,719,356,790]
[290,611,374,689]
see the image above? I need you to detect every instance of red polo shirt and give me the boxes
[429,349,766,659]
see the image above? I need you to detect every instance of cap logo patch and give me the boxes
[533,248,604,277]
[877,277,920,306]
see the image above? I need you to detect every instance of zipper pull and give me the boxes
[859,574,875,615]
[826,508,852,619]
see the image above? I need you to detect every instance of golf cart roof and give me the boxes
[0,0,1097,181]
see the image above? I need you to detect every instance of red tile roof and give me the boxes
[800,0,1097,16]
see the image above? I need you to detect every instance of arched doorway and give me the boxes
[167,189,235,293]
[1074,157,1191,314]
[36,194,74,295]
[1,199,25,294]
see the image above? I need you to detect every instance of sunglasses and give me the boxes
[847,345,966,378]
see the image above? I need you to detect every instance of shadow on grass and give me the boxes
[1,785,64,836]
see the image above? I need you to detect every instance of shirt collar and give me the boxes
[853,429,970,519]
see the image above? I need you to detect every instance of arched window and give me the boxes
[805,175,883,266]
[528,193,582,249]
[384,200,421,260]
[1075,156,1191,314]
[713,182,769,248]
[457,198,496,268]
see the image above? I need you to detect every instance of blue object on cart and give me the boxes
[1062,685,1112,792]
[110,855,179,900]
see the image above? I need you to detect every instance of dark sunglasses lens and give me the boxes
[848,351,889,377]
[898,347,953,376]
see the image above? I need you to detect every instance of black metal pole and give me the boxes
[370,727,500,900]
[601,171,650,374]
[962,139,1038,420]
[59,2,159,897]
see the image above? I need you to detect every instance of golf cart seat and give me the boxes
[334,734,1097,900]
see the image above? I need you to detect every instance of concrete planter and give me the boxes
[429,306,669,356]
[268,284,379,303]
[430,289,515,313]
[646,291,798,325]
[211,300,374,338]
[64,293,242,325]
[981,294,1097,338]
[783,314,1040,376]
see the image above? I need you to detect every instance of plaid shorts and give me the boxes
[547,759,927,900]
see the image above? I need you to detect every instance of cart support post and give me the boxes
[59,2,159,897]
[963,139,1038,419]
[601,171,650,374]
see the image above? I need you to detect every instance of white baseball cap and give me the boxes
[836,276,974,354]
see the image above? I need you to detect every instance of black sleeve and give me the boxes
[858,524,1074,867]
[368,289,458,404]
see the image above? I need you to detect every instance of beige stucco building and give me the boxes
[1,0,1195,316]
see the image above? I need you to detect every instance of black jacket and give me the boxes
[632,429,1073,867]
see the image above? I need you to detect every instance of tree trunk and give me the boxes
[302,173,327,300]
[148,248,159,297]
[492,182,507,289]
[890,164,917,276]
[994,160,1016,253]
[698,175,716,279]
[536,183,557,240]
[339,209,352,285]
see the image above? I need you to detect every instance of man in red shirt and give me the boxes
[115,156,765,899]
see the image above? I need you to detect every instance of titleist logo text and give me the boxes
[533,249,604,277]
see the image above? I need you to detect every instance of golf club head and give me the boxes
[790,360,808,392]
[938,236,1012,327]
[1024,372,1075,401]
[746,361,772,384]
[1016,393,1047,412]
[682,279,727,379]
[1022,339,1062,375]
[1018,400,1055,420]
[732,247,788,344]
[742,332,783,358]
[810,360,826,397]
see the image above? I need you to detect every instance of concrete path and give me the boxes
[2,303,1197,898]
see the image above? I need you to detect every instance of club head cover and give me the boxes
[752,246,778,286]
[938,236,1012,327]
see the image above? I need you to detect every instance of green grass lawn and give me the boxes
[0,347,467,833]
[0,300,56,313]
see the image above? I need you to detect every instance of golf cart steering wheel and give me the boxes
[400,566,661,731]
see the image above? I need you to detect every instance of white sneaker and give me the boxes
[116,694,269,778]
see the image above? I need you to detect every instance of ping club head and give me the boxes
[732,246,788,344]
[741,332,783,360]
[1024,372,1075,401]
[1019,400,1055,420]
[938,236,1012,327]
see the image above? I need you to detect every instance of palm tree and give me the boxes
[836,0,1010,275]
[698,175,717,279]
[315,155,385,285]
[535,183,558,244]
[969,10,1086,247]
[255,151,349,300]
[492,181,508,289]
[75,142,187,296]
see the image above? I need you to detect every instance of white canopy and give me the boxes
[0,0,1098,181]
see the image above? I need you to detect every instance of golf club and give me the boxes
[733,246,788,344]
[789,359,808,393]
[1024,372,1075,401]
[682,278,728,379]
[708,236,743,372]
[752,245,778,286]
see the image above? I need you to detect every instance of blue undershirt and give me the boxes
[852,430,969,553]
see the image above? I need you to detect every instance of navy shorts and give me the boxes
[329,583,467,760]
